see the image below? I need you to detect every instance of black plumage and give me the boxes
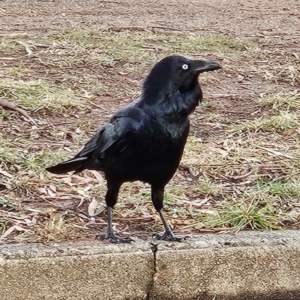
[46,55,221,243]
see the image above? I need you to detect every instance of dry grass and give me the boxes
[0,26,300,244]
[0,78,86,114]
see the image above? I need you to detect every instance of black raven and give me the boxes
[46,55,221,243]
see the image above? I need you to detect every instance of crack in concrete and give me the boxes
[146,243,158,300]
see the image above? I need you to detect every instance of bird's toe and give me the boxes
[96,233,134,244]
[153,231,188,242]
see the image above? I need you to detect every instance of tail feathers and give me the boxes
[46,157,88,174]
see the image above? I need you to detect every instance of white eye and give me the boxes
[182,64,189,70]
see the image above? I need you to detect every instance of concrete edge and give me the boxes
[0,230,300,300]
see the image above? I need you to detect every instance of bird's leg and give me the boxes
[153,209,184,241]
[96,207,133,243]
[96,183,134,243]
[151,184,186,241]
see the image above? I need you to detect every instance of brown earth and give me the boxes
[0,0,299,244]
[1,0,299,39]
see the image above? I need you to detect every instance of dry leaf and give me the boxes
[207,145,229,157]
[88,170,104,184]
[0,169,13,178]
[281,128,297,136]
[1,225,26,239]
[47,188,56,198]
[88,197,101,216]
[49,184,57,192]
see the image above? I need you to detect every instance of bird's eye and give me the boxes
[182,64,189,70]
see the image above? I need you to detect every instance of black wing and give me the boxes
[78,105,151,159]
[46,104,152,174]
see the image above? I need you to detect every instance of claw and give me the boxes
[97,206,134,243]
[96,232,134,243]
[153,230,188,242]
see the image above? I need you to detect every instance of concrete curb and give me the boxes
[1,231,300,299]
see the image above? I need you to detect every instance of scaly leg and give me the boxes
[96,207,134,243]
[151,184,186,241]
[96,182,134,243]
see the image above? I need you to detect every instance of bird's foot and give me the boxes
[153,230,188,242]
[96,232,134,243]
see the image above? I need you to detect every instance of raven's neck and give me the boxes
[141,77,202,121]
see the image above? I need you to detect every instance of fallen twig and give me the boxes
[0,98,35,124]
[16,40,33,56]
[229,170,254,181]
[209,93,239,99]
[256,145,296,159]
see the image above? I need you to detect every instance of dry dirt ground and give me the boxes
[0,0,299,244]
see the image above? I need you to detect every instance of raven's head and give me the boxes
[142,55,221,116]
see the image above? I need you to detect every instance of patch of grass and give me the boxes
[201,101,218,110]
[49,30,102,46]
[205,112,223,122]
[203,195,280,231]
[75,117,100,132]
[193,178,223,197]
[4,66,31,77]
[0,218,7,234]
[35,212,81,243]
[182,136,206,162]
[233,111,298,133]
[0,78,85,114]
[175,34,252,54]
[0,135,67,175]
[79,77,109,94]
[0,197,14,208]
[19,149,68,173]
[0,38,22,52]
[261,63,300,86]
[287,64,300,86]
[262,181,300,198]
[0,110,11,121]
[117,182,185,206]
[258,93,300,111]
[0,136,17,166]
[43,30,254,66]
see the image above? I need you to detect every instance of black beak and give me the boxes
[192,59,221,73]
